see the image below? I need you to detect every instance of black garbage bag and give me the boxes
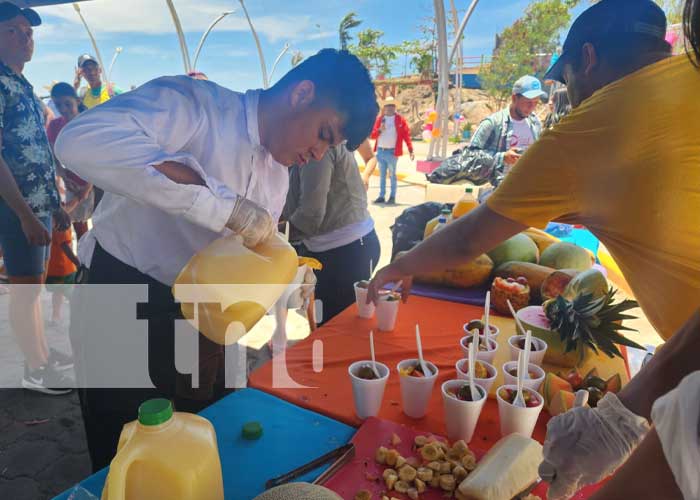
[391,202,450,260]
[426,149,496,185]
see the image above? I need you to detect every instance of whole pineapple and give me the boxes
[543,289,644,359]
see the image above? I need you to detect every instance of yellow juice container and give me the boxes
[102,399,224,500]
[452,187,478,219]
[423,208,452,239]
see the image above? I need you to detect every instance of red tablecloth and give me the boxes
[249,296,550,447]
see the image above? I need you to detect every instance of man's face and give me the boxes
[54,95,79,120]
[0,16,34,66]
[271,106,345,167]
[562,62,593,108]
[81,61,101,86]
[383,104,396,116]
[511,95,539,120]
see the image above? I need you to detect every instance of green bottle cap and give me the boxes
[440,208,451,214]
[242,421,263,440]
[138,398,173,426]
[465,187,473,193]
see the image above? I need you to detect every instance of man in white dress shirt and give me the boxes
[54,49,378,470]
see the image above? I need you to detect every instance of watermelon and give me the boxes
[540,269,579,301]
[549,390,576,416]
[543,372,573,409]
[516,305,590,368]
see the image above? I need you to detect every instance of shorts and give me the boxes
[0,203,52,277]
[46,272,76,295]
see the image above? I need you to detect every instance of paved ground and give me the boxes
[0,141,661,498]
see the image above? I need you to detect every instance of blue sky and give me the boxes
[24,0,588,96]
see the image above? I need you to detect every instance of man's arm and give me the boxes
[357,139,378,188]
[400,116,414,160]
[61,241,81,269]
[369,114,382,140]
[589,429,683,500]
[54,77,236,234]
[288,152,334,238]
[368,203,526,302]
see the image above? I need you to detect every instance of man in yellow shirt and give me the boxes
[369,0,699,497]
[74,54,122,109]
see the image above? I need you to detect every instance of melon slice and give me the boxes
[543,372,573,409]
[582,367,600,387]
[605,373,622,394]
[549,390,576,417]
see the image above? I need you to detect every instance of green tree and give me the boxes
[291,50,304,67]
[338,12,362,50]
[481,0,581,100]
[350,28,399,77]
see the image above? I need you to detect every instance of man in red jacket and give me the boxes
[369,96,414,204]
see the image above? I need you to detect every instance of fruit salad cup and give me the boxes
[348,361,390,419]
[496,385,544,438]
[397,359,439,419]
[354,281,375,319]
[442,380,487,443]
[376,292,400,332]
[460,335,499,365]
[455,359,498,394]
[507,335,548,366]
[462,319,500,339]
[501,361,545,392]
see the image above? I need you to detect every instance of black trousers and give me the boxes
[298,229,381,325]
[73,243,230,471]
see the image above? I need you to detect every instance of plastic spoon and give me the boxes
[467,341,480,401]
[514,350,527,408]
[484,291,491,344]
[369,330,381,379]
[471,327,480,354]
[415,325,432,376]
[523,329,532,380]
[507,299,527,336]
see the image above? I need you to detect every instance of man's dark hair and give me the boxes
[272,48,378,151]
[685,0,700,66]
[569,34,672,76]
[50,82,79,100]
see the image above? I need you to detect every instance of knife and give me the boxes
[265,443,355,489]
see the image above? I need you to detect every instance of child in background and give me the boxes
[45,225,79,325]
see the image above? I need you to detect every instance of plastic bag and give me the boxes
[426,149,496,185]
[391,202,449,260]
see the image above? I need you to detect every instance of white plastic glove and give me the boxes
[226,196,276,248]
[540,392,650,500]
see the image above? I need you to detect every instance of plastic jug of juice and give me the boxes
[102,399,224,500]
[452,187,478,219]
[173,233,299,345]
[424,208,452,239]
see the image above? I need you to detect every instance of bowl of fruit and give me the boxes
[462,319,499,339]
[507,335,548,366]
[456,359,497,393]
[496,385,544,438]
[491,276,530,315]
[501,361,545,392]
[460,335,499,364]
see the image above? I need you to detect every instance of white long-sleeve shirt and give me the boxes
[55,76,289,285]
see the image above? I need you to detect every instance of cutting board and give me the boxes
[324,417,602,499]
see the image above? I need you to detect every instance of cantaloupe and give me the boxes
[252,483,342,500]
[549,390,576,416]
[543,372,573,409]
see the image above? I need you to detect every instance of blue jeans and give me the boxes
[377,148,398,199]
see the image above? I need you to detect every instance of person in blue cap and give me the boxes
[464,75,547,189]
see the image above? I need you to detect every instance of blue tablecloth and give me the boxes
[54,389,355,500]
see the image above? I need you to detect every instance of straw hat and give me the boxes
[381,95,399,108]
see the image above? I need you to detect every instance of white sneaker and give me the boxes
[22,364,73,395]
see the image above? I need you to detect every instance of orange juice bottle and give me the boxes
[102,399,224,500]
[424,208,452,239]
[452,187,478,219]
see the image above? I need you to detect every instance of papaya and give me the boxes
[549,390,576,416]
[540,269,579,301]
[605,374,622,394]
[494,262,556,303]
[562,268,609,301]
[543,372,573,409]
[523,227,559,254]
[396,252,494,289]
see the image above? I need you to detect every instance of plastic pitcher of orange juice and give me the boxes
[102,399,224,500]
[423,208,452,239]
[452,187,478,219]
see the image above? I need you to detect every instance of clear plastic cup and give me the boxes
[508,335,548,366]
[501,361,545,392]
[376,295,400,332]
[460,336,499,365]
[397,359,439,419]
[496,384,544,438]
[455,359,497,394]
[348,361,390,419]
[441,380,487,443]
[354,281,375,319]
[462,321,500,339]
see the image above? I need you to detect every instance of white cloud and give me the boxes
[37,0,316,42]
[304,30,336,41]
[31,51,76,64]
[128,45,172,58]
[223,49,252,57]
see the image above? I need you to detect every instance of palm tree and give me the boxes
[291,51,304,67]
[339,12,362,50]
